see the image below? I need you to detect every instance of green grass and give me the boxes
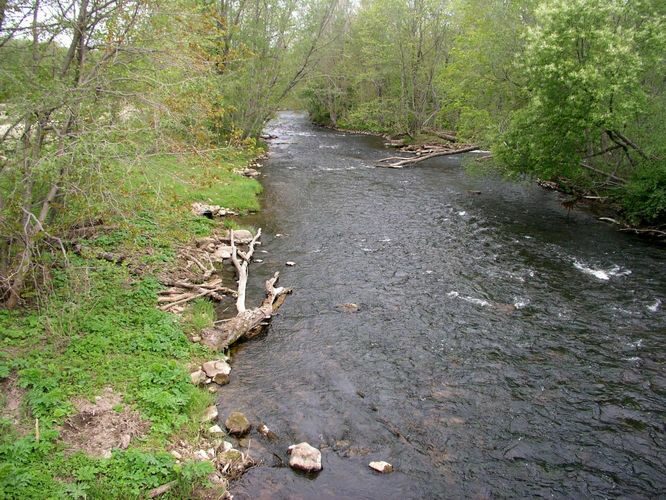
[0,145,263,498]
[182,299,216,337]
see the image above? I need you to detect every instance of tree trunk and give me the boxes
[200,230,291,351]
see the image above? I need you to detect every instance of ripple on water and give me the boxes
[222,112,666,499]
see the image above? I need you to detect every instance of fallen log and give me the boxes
[201,230,291,351]
[423,128,458,143]
[377,145,480,168]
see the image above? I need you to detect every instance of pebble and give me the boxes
[369,461,393,473]
[286,261,295,266]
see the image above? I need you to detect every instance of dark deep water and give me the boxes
[218,111,665,499]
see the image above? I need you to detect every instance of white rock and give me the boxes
[194,450,209,461]
[288,442,322,472]
[201,405,218,423]
[213,245,233,261]
[286,261,295,267]
[222,441,234,452]
[254,259,263,263]
[230,229,253,244]
[192,203,237,218]
[208,425,225,436]
[170,450,182,460]
[369,461,393,473]
[190,369,207,386]
[202,360,231,385]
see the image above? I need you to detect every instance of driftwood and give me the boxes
[148,481,177,498]
[201,230,292,351]
[377,145,480,168]
[423,128,458,143]
[599,217,666,238]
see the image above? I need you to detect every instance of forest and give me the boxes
[0,0,665,498]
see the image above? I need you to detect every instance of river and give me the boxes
[218,111,665,499]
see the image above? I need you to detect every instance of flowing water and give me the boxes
[218,111,665,499]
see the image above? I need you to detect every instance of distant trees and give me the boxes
[303,0,666,226]
[305,0,451,135]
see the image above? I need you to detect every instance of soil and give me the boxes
[60,387,149,458]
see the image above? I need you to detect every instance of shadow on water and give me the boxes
[218,111,666,499]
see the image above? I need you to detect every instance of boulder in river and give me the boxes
[202,360,231,385]
[337,303,359,313]
[369,461,393,473]
[288,442,322,472]
[225,411,251,436]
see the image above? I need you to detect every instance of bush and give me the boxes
[620,161,666,225]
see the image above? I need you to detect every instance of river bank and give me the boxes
[0,147,266,498]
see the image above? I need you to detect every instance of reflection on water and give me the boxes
[218,112,665,499]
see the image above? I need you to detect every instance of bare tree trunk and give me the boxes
[201,230,291,351]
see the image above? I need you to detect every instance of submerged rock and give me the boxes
[225,412,251,436]
[202,360,231,385]
[369,461,393,473]
[337,303,359,313]
[288,442,322,472]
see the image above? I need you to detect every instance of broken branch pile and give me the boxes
[158,227,292,349]
[200,229,292,351]
[376,142,480,168]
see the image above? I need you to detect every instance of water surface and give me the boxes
[218,111,665,499]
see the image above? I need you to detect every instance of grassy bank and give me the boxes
[0,147,263,498]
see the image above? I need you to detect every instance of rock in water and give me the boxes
[202,360,232,385]
[337,303,359,313]
[288,442,322,472]
[225,412,251,436]
[369,461,393,473]
[286,261,295,267]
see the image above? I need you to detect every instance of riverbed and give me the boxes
[219,111,665,499]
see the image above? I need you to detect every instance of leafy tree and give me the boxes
[497,0,666,205]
